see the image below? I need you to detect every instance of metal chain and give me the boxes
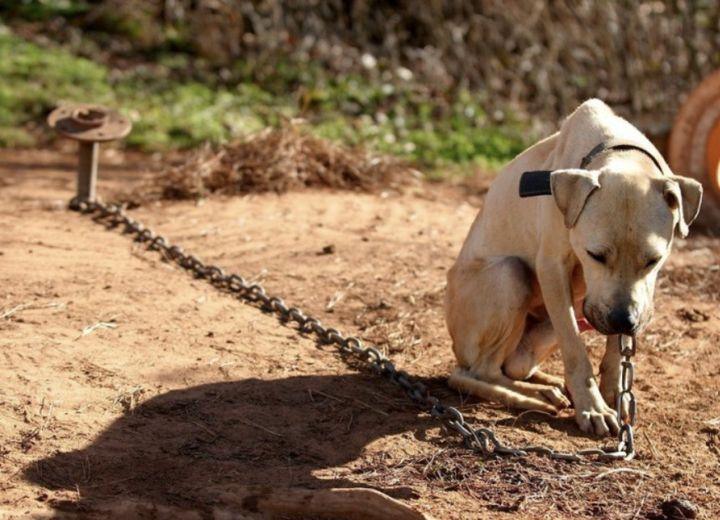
[70,197,636,461]
[616,335,637,459]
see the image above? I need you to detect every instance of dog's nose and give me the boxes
[607,307,638,334]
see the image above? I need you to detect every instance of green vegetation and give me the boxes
[0,0,90,21]
[0,27,529,170]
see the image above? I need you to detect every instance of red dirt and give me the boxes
[1,148,719,519]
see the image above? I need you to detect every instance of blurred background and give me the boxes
[1,0,719,175]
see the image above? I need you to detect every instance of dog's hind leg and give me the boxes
[446,256,532,369]
[446,256,569,413]
[527,370,565,390]
[449,368,568,413]
[502,318,567,394]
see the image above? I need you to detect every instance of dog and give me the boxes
[445,99,702,436]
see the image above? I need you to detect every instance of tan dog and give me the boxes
[445,99,702,435]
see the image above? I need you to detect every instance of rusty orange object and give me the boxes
[705,117,720,197]
[47,104,131,143]
[668,70,720,202]
[668,70,720,229]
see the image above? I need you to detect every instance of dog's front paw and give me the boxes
[571,378,620,436]
[575,402,619,436]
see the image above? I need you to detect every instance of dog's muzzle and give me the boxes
[584,299,642,336]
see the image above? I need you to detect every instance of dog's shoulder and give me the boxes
[567,98,615,121]
[560,98,616,137]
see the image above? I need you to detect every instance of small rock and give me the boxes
[677,308,710,322]
[372,299,392,310]
[41,199,66,212]
[660,498,698,519]
[318,244,336,255]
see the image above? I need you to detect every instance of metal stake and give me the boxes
[47,104,132,204]
[77,141,100,201]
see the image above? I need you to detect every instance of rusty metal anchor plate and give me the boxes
[47,104,132,143]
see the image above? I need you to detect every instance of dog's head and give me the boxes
[550,164,702,335]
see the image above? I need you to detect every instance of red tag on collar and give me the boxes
[577,318,594,333]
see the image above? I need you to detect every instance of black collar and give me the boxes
[579,142,665,174]
[519,142,665,198]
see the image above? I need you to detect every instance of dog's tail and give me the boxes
[448,367,558,414]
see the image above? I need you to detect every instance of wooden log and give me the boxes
[226,486,434,520]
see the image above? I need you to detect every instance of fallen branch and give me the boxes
[1,301,66,319]
[223,486,433,520]
[592,468,652,480]
[76,317,118,339]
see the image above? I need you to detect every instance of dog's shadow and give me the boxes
[23,371,446,515]
[23,356,596,516]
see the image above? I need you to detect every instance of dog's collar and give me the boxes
[519,142,665,198]
[579,142,665,174]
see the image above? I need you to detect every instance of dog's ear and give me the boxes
[550,169,601,228]
[663,176,703,238]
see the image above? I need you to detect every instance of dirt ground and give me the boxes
[1,147,719,519]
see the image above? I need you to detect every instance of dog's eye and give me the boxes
[644,256,662,269]
[586,250,607,264]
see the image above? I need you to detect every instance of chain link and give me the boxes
[71,197,637,461]
[616,335,637,459]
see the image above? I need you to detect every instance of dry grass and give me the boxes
[353,447,664,518]
[127,125,419,204]
[660,263,720,302]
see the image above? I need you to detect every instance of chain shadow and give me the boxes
[23,371,452,516]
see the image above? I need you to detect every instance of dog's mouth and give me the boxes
[587,315,612,335]
[582,300,611,335]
